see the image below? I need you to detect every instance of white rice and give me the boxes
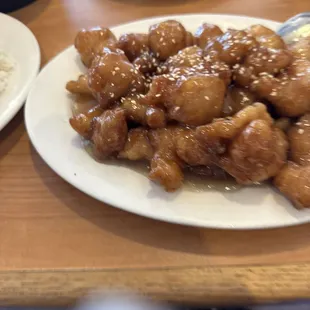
[0,51,15,94]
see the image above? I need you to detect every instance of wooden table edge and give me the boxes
[1,263,309,306]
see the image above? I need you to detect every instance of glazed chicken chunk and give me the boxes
[194,23,223,49]
[196,103,288,184]
[91,109,128,159]
[118,128,154,161]
[117,33,149,61]
[251,58,310,117]
[288,114,310,166]
[204,29,257,66]
[88,50,145,108]
[148,20,192,60]
[75,27,118,67]
[247,24,286,50]
[148,127,184,192]
[274,163,310,209]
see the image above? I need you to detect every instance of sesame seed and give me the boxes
[155,94,161,97]
[298,129,304,134]
[204,95,210,100]
[115,67,120,71]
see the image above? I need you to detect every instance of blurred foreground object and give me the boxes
[74,291,171,310]
[0,0,35,13]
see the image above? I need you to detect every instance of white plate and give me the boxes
[0,13,40,131]
[25,14,310,229]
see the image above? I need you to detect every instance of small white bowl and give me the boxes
[0,13,40,131]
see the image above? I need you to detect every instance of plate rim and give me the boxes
[25,13,307,230]
[0,13,41,131]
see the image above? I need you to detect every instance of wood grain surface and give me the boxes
[1,0,309,306]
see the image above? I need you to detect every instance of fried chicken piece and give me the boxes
[88,51,145,108]
[290,36,310,61]
[118,128,153,161]
[91,109,128,159]
[219,119,288,184]
[174,128,212,166]
[197,103,287,184]
[247,25,286,50]
[288,114,310,166]
[148,127,184,192]
[274,163,310,209]
[160,46,204,73]
[117,33,149,61]
[222,85,257,117]
[194,23,223,49]
[133,51,160,74]
[204,29,257,66]
[69,105,104,139]
[197,103,272,142]
[148,20,190,60]
[120,95,166,128]
[74,27,118,67]
[233,46,292,87]
[165,75,226,126]
[251,58,310,117]
[66,74,92,95]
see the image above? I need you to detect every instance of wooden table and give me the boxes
[1,0,309,306]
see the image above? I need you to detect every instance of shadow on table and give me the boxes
[30,144,310,258]
[0,109,24,160]
[9,0,51,25]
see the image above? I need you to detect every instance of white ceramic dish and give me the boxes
[0,13,40,131]
[25,14,310,230]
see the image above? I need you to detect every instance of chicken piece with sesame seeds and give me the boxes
[117,33,149,62]
[196,103,288,184]
[251,58,310,117]
[233,46,292,87]
[120,95,166,128]
[165,75,226,126]
[194,23,223,49]
[173,128,213,166]
[88,50,145,108]
[148,127,184,192]
[66,74,92,95]
[204,29,257,66]
[218,120,288,184]
[247,25,286,50]
[160,46,204,73]
[69,105,104,139]
[74,27,118,67]
[196,103,272,152]
[148,20,191,61]
[222,85,258,117]
[118,128,154,161]
[133,51,160,75]
[274,163,310,209]
[288,114,310,166]
[91,108,128,160]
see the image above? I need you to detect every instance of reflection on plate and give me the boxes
[25,14,310,229]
